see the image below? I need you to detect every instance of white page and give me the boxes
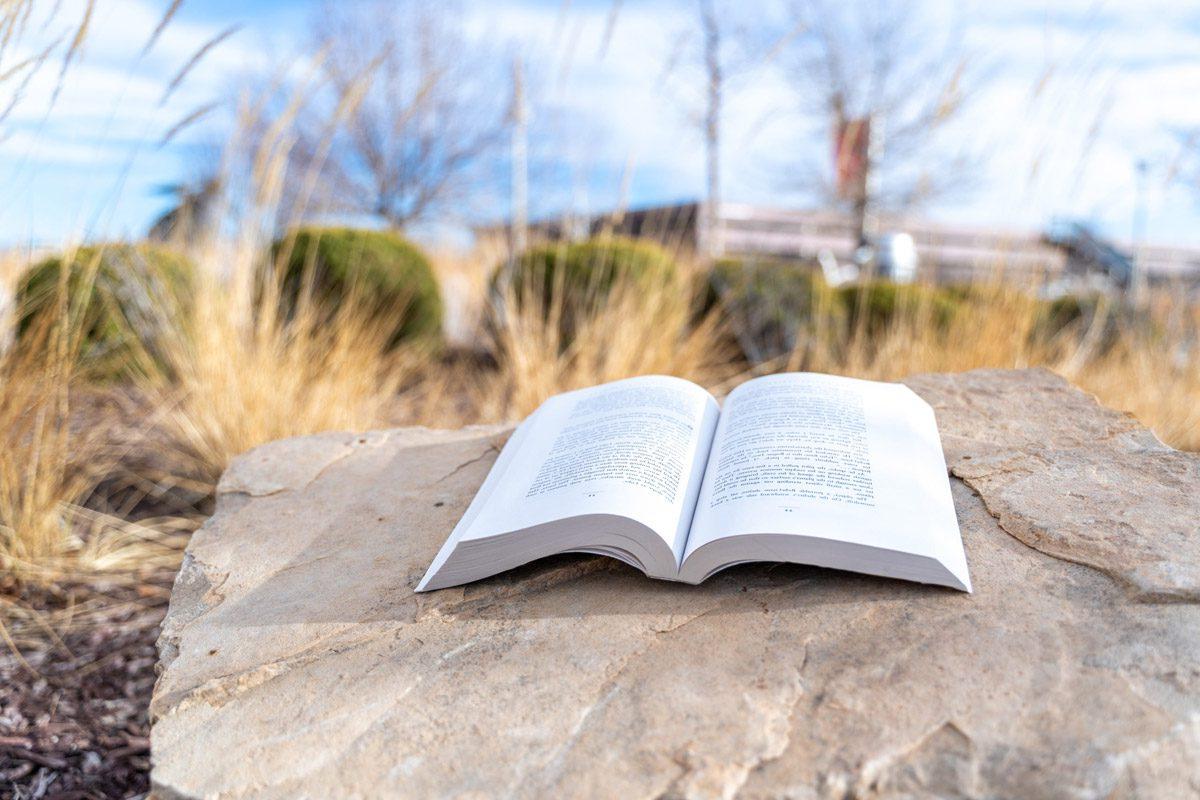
[685,373,969,587]
[416,416,535,591]
[458,375,720,563]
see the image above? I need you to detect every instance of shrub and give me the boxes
[706,257,837,362]
[1034,293,1133,341]
[495,237,679,339]
[834,281,962,336]
[16,243,195,377]
[271,227,443,346]
[707,258,969,363]
[1030,292,1154,355]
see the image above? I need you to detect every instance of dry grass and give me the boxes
[1072,310,1200,450]
[144,263,426,483]
[483,262,737,418]
[0,250,191,644]
[141,237,737,482]
[0,283,90,572]
[779,279,1200,451]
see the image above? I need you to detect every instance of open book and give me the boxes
[417,373,970,593]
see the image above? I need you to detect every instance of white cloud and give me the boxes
[461,0,1200,244]
[0,0,269,244]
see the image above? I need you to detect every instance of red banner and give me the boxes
[834,117,870,200]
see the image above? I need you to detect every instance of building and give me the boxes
[497,201,1200,292]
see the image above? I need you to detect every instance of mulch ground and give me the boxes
[0,597,166,800]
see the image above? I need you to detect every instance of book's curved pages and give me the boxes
[417,373,971,593]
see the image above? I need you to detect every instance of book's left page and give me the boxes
[417,375,720,590]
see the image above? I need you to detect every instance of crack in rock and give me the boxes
[432,442,501,485]
[159,627,390,717]
[953,467,1200,604]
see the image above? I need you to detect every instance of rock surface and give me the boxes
[151,369,1200,799]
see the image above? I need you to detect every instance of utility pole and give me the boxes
[510,55,529,255]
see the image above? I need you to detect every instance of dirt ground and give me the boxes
[0,591,167,800]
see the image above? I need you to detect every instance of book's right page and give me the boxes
[681,373,970,590]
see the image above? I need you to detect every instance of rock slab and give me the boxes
[151,369,1200,799]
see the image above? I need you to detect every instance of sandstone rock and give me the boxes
[908,368,1200,601]
[151,369,1200,799]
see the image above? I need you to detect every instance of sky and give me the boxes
[1,0,1199,249]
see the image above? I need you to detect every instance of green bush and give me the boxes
[834,281,962,335]
[706,257,837,362]
[271,227,443,345]
[1030,292,1153,353]
[708,257,831,309]
[495,237,678,335]
[707,258,969,363]
[1034,293,1125,339]
[16,243,195,377]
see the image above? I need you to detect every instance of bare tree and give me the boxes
[279,2,507,232]
[662,2,800,260]
[661,1,742,259]
[698,0,723,258]
[779,0,984,246]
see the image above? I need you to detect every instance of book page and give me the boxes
[684,373,967,583]
[458,375,720,563]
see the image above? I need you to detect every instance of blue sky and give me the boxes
[2,0,1199,249]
